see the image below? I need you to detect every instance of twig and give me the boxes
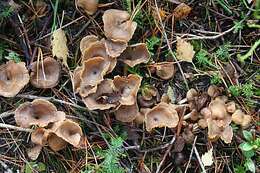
[237,39,260,62]
[0,111,14,119]
[184,136,197,173]
[0,123,32,133]
[193,141,207,173]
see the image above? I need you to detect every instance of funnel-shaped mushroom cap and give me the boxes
[145,102,179,131]
[82,41,117,73]
[113,74,142,105]
[79,57,110,97]
[48,133,67,151]
[154,62,175,80]
[102,9,137,42]
[80,35,99,53]
[72,66,83,93]
[232,109,252,128]
[15,99,66,128]
[208,119,233,143]
[76,0,98,15]
[209,99,230,123]
[30,57,61,88]
[103,39,127,57]
[119,43,150,67]
[83,79,119,110]
[31,128,49,145]
[51,119,83,147]
[115,103,139,122]
[0,61,29,97]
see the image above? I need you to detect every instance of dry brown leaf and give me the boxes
[201,147,214,167]
[51,29,69,67]
[173,3,192,20]
[176,37,195,62]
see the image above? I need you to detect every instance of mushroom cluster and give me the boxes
[14,99,83,159]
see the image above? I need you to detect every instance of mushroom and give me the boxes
[226,101,236,113]
[134,108,149,124]
[0,61,29,97]
[102,9,137,42]
[232,109,252,128]
[51,119,83,147]
[138,85,160,108]
[118,43,150,67]
[80,35,99,53]
[145,102,179,131]
[72,66,83,93]
[113,74,142,105]
[31,128,49,146]
[207,85,223,98]
[76,0,99,15]
[150,62,175,80]
[27,145,43,160]
[82,40,117,73]
[115,103,139,122]
[103,39,128,58]
[47,133,67,151]
[30,57,61,88]
[15,99,66,128]
[83,79,119,110]
[79,57,110,97]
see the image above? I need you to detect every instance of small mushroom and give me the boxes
[226,101,236,113]
[145,102,179,131]
[207,85,222,98]
[232,109,252,128]
[134,108,149,124]
[76,0,99,15]
[151,62,175,80]
[208,119,233,143]
[15,99,66,128]
[83,79,118,110]
[80,35,99,53]
[115,103,139,122]
[113,74,142,105]
[27,145,43,160]
[138,85,159,108]
[51,119,83,147]
[103,39,128,58]
[30,57,61,88]
[47,133,67,151]
[119,43,150,67]
[31,128,49,146]
[0,61,29,97]
[102,9,137,42]
[79,57,110,97]
[72,66,83,93]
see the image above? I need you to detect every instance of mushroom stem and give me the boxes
[178,98,187,104]
[0,123,33,132]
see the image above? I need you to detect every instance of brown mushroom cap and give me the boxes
[76,0,98,15]
[208,119,233,143]
[80,35,99,53]
[103,39,128,58]
[82,41,117,73]
[48,133,67,151]
[27,145,43,160]
[102,9,137,42]
[30,57,61,88]
[51,119,83,147]
[113,74,142,105]
[119,43,150,67]
[154,62,175,80]
[232,109,252,128]
[0,61,29,97]
[79,57,110,97]
[186,88,198,101]
[226,101,236,113]
[115,103,139,122]
[15,99,65,128]
[72,66,83,93]
[207,85,222,98]
[83,79,118,110]
[31,128,49,146]
[145,102,179,131]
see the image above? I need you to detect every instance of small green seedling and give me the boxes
[5,51,21,63]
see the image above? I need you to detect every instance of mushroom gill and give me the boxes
[103,39,127,58]
[113,74,142,105]
[0,61,29,97]
[115,103,139,122]
[15,99,66,128]
[76,0,99,15]
[145,102,179,132]
[47,133,67,151]
[102,9,137,42]
[30,57,61,88]
[119,43,150,67]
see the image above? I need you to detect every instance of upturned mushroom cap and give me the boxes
[47,133,67,151]
[31,128,49,146]
[145,102,179,131]
[72,66,83,93]
[102,9,137,42]
[113,74,142,105]
[115,103,139,122]
[119,43,150,67]
[30,57,61,88]
[232,109,252,128]
[153,62,175,80]
[103,39,128,58]
[82,41,117,73]
[15,99,66,128]
[226,101,236,113]
[79,57,110,97]
[207,85,222,98]
[0,61,29,97]
[83,79,119,110]
[51,119,83,147]
[80,35,99,53]
[186,88,198,101]
[76,0,98,15]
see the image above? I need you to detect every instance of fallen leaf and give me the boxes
[173,3,192,20]
[176,37,195,62]
[51,29,69,67]
[201,147,214,167]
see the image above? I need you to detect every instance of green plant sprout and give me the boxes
[5,51,21,63]
[237,39,260,62]
[195,49,215,68]
[211,72,222,85]
[146,36,161,56]
[215,43,230,61]
[229,83,255,98]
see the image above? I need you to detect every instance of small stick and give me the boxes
[0,111,14,119]
[184,136,197,173]
[194,142,207,173]
[0,123,32,133]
